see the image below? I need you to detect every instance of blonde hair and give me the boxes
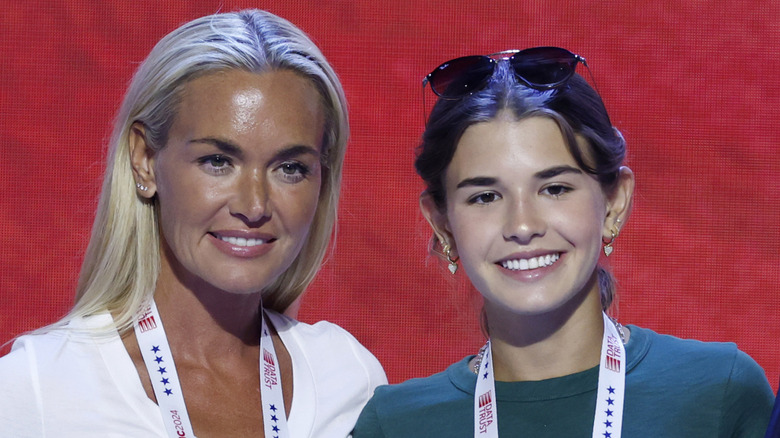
[66,9,348,334]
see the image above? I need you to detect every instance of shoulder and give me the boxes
[628,325,768,385]
[0,313,129,436]
[0,313,114,368]
[266,309,387,387]
[0,338,42,436]
[267,311,388,436]
[627,325,744,371]
[354,358,473,437]
[370,359,469,408]
[267,310,361,345]
[266,310,384,376]
[371,372,450,406]
[628,324,772,395]
[625,325,773,435]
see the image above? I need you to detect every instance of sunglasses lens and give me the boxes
[428,55,494,98]
[510,47,579,88]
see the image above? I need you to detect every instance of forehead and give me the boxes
[446,116,579,181]
[170,69,325,148]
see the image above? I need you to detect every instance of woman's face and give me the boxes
[135,69,325,294]
[428,115,619,317]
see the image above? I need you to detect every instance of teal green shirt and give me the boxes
[354,326,773,437]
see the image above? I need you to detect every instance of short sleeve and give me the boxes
[0,338,44,437]
[345,331,388,393]
[720,349,774,437]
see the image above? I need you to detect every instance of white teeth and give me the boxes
[220,236,265,247]
[501,253,560,271]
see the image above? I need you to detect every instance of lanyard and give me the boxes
[133,300,290,438]
[473,312,626,437]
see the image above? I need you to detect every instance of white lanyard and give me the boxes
[473,312,626,437]
[133,300,290,438]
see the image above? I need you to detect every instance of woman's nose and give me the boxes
[230,169,270,225]
[502,197,545,244]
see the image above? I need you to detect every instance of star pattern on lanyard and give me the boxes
[600,386,618,437]
[152,345,174,396]
[268,403,283,437]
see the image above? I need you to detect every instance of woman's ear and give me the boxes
[128,122,158,198]
[420,192,457,258]
[603,166,635,240]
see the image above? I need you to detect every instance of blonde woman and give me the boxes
[0,10,385,437]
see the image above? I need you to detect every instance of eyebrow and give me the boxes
[456,176,497,189]
[534,165,583,179]
[455,165,583,189]
[274,144,321,161]
[188,138,321,161]
[189,137,243,158]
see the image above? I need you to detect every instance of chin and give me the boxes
[221,286,265,295]
[205,264,287,292]
[505,303,565,317]
[203,274,272,296]
[485,293,573,318]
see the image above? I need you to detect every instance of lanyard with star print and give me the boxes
[133,299,290,438]
[473,312,626,438]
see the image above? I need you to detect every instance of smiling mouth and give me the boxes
[500,253,560,271]
[215,235,269,247]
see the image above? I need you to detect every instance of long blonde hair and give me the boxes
[67,9,348,334]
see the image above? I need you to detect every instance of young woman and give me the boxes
[0,10,386,437]
[353,47,773,437]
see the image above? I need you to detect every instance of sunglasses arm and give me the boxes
[421,78,430,126]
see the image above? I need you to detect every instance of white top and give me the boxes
[0,311,387,437]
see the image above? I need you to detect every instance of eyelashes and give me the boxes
[198,154,232,175]
[276,161,311,183]
[468,191,501,205]
[197,154,314,183]
[541,184,573,198]
[465,184,574,205]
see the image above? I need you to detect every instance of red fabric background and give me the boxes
[1,1,778,391]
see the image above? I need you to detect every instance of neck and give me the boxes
[150,251,265,363]
[484,281,604,381]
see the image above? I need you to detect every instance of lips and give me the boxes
[499,253,560,271]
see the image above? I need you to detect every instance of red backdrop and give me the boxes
[1,0,778,391]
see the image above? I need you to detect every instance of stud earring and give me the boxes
[136,182,148,192]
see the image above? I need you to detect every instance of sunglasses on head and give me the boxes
[423,46,587,99]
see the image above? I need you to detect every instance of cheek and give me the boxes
[279,180,322,233]
[157,172,220,217]
[154,170,229,251]
[553,197,607,250]
[447,208,492,262]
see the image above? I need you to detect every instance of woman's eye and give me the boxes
[277,161,311,182]
[198,154,232,174]
[469,192,501,204]
[543,185,571,197]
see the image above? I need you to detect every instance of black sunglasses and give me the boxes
[423,46,587,99]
